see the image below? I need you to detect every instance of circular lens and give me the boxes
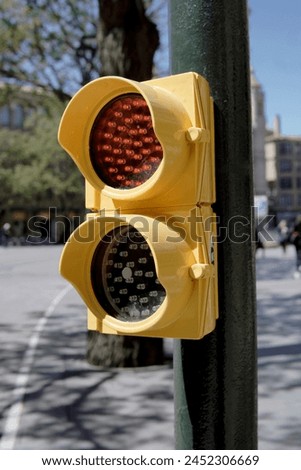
[91,225,166,322]
[89,94,163,189]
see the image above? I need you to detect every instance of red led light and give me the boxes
[89,94,163,189]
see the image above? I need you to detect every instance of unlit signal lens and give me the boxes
[91,225,166,322]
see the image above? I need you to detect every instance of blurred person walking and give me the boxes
[0,223,11,247]
[291,216,301,278]
[277,219,289,253]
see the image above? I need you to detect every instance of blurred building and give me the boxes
[251,70,301,224]
[265,117,301,223]
[0,82,34,129]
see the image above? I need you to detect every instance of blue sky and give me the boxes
[249,0,301,135]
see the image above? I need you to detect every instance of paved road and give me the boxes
[0,244,300,449]
[0,245,174,450]
[0,246,73,448]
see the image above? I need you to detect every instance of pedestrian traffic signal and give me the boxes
[58,72,218,339]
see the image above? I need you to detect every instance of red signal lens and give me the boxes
[90,94,163,189]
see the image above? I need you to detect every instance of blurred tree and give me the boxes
[0,0,99,100]
[0,0,164,97]
[0,95,84,210]
[98,0,159,80]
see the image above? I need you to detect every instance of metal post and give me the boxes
[170,0,257,449]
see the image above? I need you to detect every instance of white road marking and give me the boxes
[0,285,71,450]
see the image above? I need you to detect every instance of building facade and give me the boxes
[265,120,301,223]
[251,70,301,224]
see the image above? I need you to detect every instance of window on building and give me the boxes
[279,177,292,189]
[12,104,25,129]
[279,194,293,208]
[296,162,301,173]
[297,177,301,189]
[0,103,25,129]
[278,141,293,155]
[279,159,292,172]
[295,142,301,156]
[0,105,10,127]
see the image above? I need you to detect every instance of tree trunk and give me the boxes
[97,0,159,80]
[87,0,163,367]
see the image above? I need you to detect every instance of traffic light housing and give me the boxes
[58,72,218,339]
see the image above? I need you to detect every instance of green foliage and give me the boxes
[0,0,99,100]
[0,0,165,99]
[0,99,84,210]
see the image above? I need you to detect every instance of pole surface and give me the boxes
[170,0,257,449]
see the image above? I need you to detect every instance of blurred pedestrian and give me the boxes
[277,219,289,253]
[291,216,301,278]
[0,222,11,247]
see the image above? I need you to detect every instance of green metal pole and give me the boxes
[170,0,257,449]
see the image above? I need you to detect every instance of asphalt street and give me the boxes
[0,245,174,450]
[0,244,300,450]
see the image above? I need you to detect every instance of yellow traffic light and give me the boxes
[58,72,218,339]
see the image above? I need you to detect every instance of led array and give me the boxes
[90,94,163,189]
[91,226,166,321]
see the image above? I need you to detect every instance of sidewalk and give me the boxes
[256,245,301,449]
[6,245,301,450]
